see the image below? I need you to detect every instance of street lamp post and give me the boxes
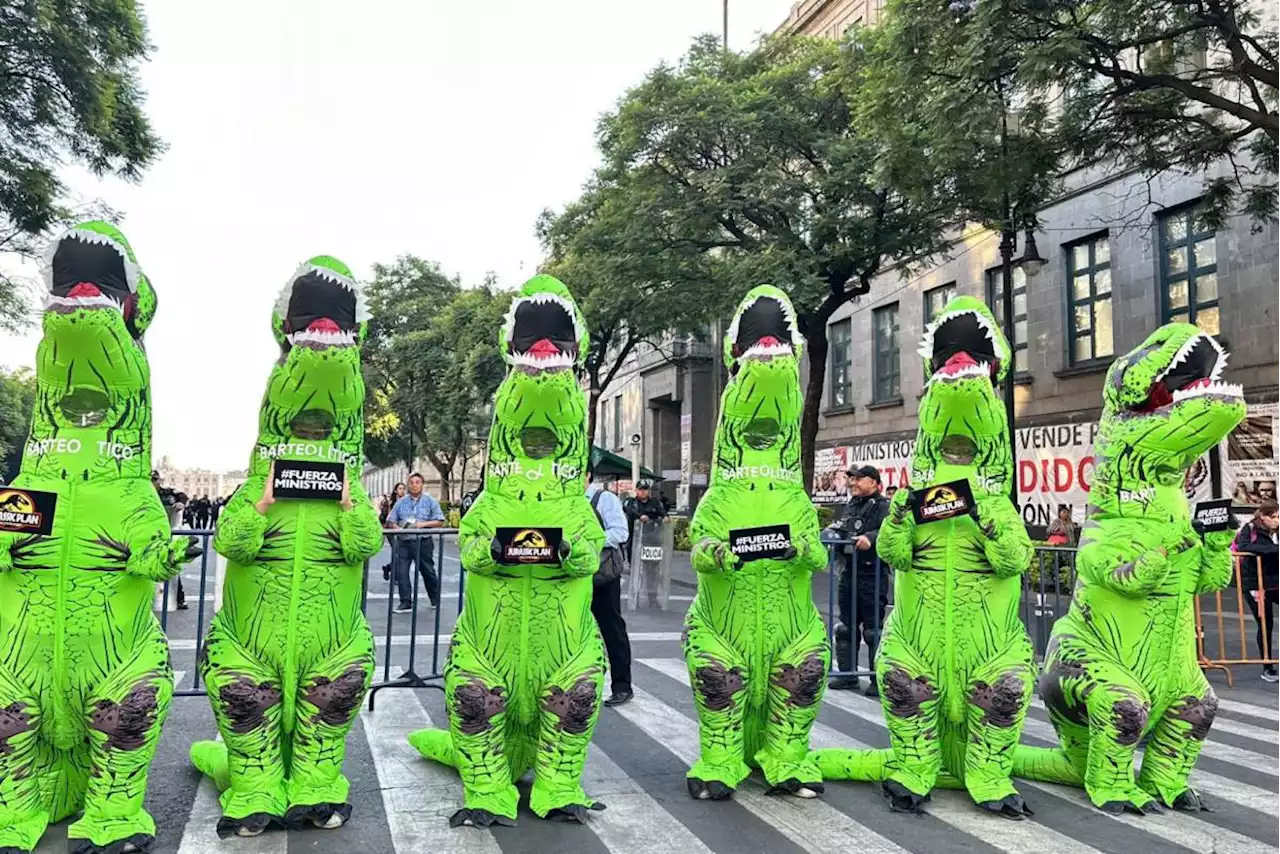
[723,0,728,50]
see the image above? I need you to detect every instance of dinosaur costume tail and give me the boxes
[190,741,233,792]
[1011,745,1084,785]
[407,728,457,768]
[811,748,893,781]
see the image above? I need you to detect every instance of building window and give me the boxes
[829,319,852,408]
[986,265,1029,374]
[1066,233,1114,363]
[1158,205,1219,335]
[612,396,622,450]
[872,304,900,402]
[924,282,957,325]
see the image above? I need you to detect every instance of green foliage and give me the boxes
[0,0,163,331]
[672,516,691,552]
[1027,547,1076,596]
[815,504,836,529]
[362,256,510,501]
[0,367,36,481]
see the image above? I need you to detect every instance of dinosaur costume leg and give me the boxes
[756,618,828,790]
[285,627,374,824]
[68,629,173,852]
[960,645,1034,807]
[0,665,50,852]
[876,640,943,802]
[195,622,288,828]
[529,642,605,818]
[1137,659,1218,807]
[683,622,752,792]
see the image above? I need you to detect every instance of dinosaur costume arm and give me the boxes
[212,476,271,566]
[0,532,13,572]
[974,496,1033,579]
[875,488,916,571]
[1076,527,1180,597]
[562,511,606,579]
[1193,528,1238,594]
[690,536,740,574]
[123,491,190,582]
[338,480,383,565]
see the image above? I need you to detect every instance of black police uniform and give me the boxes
[833,491,890,682]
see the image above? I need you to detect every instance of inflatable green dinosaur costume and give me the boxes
[0,222,198,854]
[813,297,1036,818]
[190,257,383,837]
[682,286,831,801]
[408,275,607,828]
[1013,324,1245,813]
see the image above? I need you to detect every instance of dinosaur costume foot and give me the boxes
[449,809,517,829]
[1099,797,1161,816]
[283,802,352,830]
[882,780,930,815]
[765,778,824,799]
[1170,789,1212,812]
[66,833,153,854]
[978,793,1033,820]
[687,778,735,800]
[545,802,606,823]
[215,813,279,839]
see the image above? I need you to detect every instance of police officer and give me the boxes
[624,479,667,608]
[828,465,889,696]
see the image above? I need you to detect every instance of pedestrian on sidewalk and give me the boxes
[828,464,889,696]
[1235,499,1279,682]
[588,470,633,707]
[387,473,444,613]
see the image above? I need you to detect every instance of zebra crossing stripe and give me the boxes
[175,737,288,854]
[1215,696,1279,723]
[173,670,187,690]
[612,687,916,854]
[800,666,1280,816]
[359,687,502,854]
[637,659,1109,854]
[583,743,716,854]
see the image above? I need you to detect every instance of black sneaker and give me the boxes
[828,676,860,691]
[604,689,634,707]
[1262,666,1278,683]
[394,603,413,613]
[176,601,189,611]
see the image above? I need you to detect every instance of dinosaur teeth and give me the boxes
[1170,380,1244,402]
[286,329,357,347]
[45,293,122,311]
[741,341,793,360]
[509,349,575,369]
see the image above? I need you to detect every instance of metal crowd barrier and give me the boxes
[1196,553,1279,686]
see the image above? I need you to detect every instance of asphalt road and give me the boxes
[31,536,1279,854]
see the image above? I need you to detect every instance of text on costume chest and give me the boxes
[256,443,359,467]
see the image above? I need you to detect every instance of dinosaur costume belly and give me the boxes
[189,257,383,838]
[682,286,830,800]
[1013,324,1246,814]
[408,275,607,828]
[0,223,193,854]
[813,297,1036,817]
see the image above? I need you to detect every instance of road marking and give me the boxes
[1215,696,1279,723]
[173,669,187,690]
[170,631,687,652]
[612,686,913,854]
[360,687,501,853]
[176,738,288,854]
[583,743,715,854]
[639,660,1108,854]
[808,670,1280,816]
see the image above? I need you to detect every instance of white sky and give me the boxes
[0,0,791,471]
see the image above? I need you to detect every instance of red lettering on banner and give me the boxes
[1079,456,1094,492]
[1020,459,1037,492]
[1053,458,1074,491]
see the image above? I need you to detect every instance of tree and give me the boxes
[587,34,955,487]
[0,367,36,482]
[362,257,509,501]
[951,0,1277,225]
[0,0,163,330]
[537,179,718,446]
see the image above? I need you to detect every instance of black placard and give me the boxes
[911,479,976,525]
[272,460,345,500]
[0,488,57,535]
[495,526,563,565]
[1194,499,1234,533]
[729,524,793,562]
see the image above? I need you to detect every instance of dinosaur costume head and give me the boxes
[251,256,370,478]
[712,285,804,487]
[1091,323,1245,512]
[483,274,590,499]
[23,221,155,480]
[910,296,1012,492]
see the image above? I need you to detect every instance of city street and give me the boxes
[43,538,1280,854]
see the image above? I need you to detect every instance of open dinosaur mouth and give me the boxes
[731,295,799,361]
[926,310,999,383]
[282,268,359,349]
[1133,333,1242,412]
[45,231,136,317]
[507,293,579,371]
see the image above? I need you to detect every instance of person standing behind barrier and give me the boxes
[624,478,667,608]
[588,471,634,706]
[1235,499,1279,682]
[828,465,889,697]
[388,473,444,613]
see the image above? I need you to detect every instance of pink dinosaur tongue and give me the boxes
[308,318,340,333]
[529,338,560,357]
[942,351,978,372]
[757,335,781,348]
[1185,377,1212,390]
[68,282,101,298]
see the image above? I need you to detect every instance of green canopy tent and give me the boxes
[590,446,658,480]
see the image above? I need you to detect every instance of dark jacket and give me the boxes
[836,492,890,580]
[1234,521,1279,590]
[624,494,667,548]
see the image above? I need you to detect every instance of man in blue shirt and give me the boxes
[387,472,445,613]
[587,469,634,706]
